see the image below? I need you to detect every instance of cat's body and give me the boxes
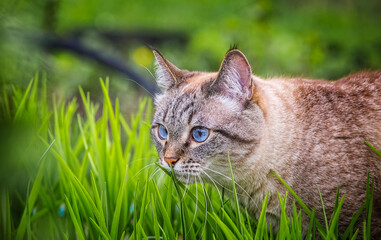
[238,73,381,236]
[151,49,381,237]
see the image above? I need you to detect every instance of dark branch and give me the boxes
[41,35,160,95]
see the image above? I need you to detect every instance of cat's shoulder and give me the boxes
[267,70,380,85]
[265,71,381,93]
[259,71,381,108]
[335,70,381,86]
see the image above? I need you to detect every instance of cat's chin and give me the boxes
[159,161,202,184]
[175,173,200,184]
[169,169,202,184]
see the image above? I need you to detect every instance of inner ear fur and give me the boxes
[153,50,187,90]
[210,49,254,100]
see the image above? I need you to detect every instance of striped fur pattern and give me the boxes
[151,49,381,237]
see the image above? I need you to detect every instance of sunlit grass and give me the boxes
[0,77,375,239]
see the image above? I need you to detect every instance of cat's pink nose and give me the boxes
[164,157,178,167]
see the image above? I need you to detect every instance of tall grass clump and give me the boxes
[0,76,376,239]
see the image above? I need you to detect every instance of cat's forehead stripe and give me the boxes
[182,72,217,92]
[164,92,197,125]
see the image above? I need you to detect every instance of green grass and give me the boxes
[0,77,376,239]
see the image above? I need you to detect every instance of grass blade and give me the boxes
[227,154,244,237]
[270,170,325,237]
[208,212,238,240]
[317,188,329,234]
[255,193,269,240]
[365,141,381,157]
[15,140,55,240]
[64,196,86,240]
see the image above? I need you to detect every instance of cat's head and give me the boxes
[151,49,265,185]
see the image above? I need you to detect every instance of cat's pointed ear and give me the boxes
[153,50,186,90]
[210,49,253,100]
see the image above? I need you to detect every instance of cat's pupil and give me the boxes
[192,128,209,143]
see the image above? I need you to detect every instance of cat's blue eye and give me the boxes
[158,125,168,140]
[192,127,209,143]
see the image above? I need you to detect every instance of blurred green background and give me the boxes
[1,0,381,103]
[1,0,381,162]
[0,0,380,235]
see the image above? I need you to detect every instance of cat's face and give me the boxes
[151,50,264,185]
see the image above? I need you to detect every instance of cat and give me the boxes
[150,48,381,237]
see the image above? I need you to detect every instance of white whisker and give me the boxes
[131,156,158,162]
[148,168,161,181]
[181,172,191,201]
[200,169,223,205]
[133,162,157,178]
[141,65,156,80]
[155,170,166,185]
[124,77,155,97]
[201,166,257,208]
[184,176,199,239]
[198,175,209,240]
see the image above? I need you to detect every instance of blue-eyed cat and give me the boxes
[150,49,381,237]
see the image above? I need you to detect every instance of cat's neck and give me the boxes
[233,76,305,216]
[249,76,301,170]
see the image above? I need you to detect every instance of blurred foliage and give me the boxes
[0,2,380,238]
[0,0,380,102]
[0,75,49,194]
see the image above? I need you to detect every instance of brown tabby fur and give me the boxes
[151,49,381,238]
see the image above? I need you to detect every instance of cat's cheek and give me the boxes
[193,138,224,157]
